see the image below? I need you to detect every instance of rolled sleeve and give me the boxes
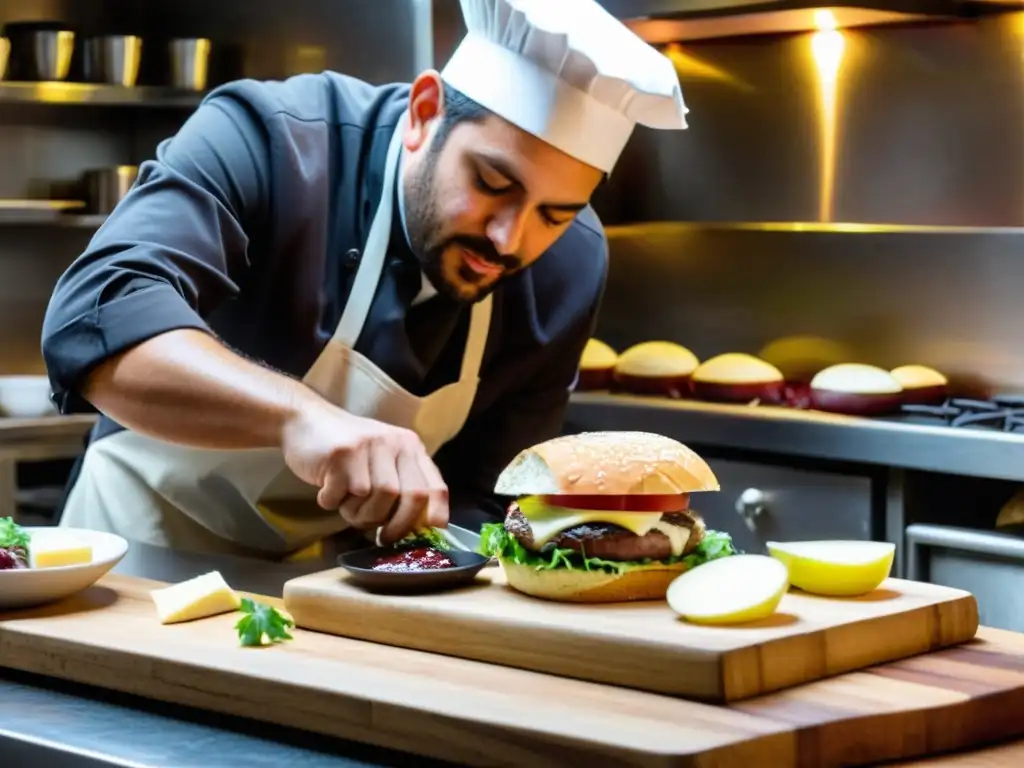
[41,87,271,414]
[43,284,212,413]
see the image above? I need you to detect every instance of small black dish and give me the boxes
[337,544,491,595]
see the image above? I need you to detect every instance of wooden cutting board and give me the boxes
[281,566,979,702]
[0,574,1022,768]
[1,574,1023,767]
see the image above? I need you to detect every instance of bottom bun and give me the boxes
[498,558,691,603]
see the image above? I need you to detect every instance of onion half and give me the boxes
[576,338,619,391]
[810,363,904,416]
[691,353,786,404]
[611,341,700,399]
[890,364,948,405]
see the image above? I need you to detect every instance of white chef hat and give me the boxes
[440,0,688,174]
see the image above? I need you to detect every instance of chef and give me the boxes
[40,0,689,558]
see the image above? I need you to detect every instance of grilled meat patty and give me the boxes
[504,502,706,561]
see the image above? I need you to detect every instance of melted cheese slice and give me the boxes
[650,521,691,558]
[29,532,93,568]
[517,497,690,557]
[151,571,242,625]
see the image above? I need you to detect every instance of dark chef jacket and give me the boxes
[40,71,609,527]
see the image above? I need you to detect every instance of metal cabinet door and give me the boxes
[693,458,876,555]
[906,524,1024,633]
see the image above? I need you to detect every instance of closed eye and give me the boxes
[540,209,568,227]
[474,172,510,196]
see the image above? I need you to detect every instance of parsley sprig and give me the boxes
[234,598,295,647]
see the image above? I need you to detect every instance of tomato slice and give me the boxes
[540,493,690,512]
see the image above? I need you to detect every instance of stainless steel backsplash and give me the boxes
[593,12,1024,227]
[581,10,1024,394]
[595,223,1024,396]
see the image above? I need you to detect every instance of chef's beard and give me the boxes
[403,152,522,304]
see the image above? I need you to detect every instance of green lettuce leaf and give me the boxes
[0,516,29,551]
[477,521,738,574]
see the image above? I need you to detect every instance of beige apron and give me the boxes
[60,119,493,557]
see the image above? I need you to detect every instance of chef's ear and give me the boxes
[405,70,444,152]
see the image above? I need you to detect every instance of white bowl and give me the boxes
[0,375,58,418]
[0,527,129,610]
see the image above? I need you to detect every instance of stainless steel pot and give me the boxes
[169,38,211,91]
[2,23,75,81]
[83,166,139,215]
[83,35,142,87]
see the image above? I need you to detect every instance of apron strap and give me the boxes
[332,114,493,385]
[459,294,492,382]
[332,119,407,348]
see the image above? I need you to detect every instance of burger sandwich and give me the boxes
[479,431,736,603]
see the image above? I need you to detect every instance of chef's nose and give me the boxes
[486,205,527,256]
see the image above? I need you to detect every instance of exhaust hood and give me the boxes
[599,0,1004,42]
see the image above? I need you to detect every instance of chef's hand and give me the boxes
[281,402,449,543]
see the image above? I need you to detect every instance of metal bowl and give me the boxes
[0,376,58,418]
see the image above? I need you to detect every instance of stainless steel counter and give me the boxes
[0,540,457,768]
[566,393,1024,482]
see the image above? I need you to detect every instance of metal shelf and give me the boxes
[0,202,107,229]
[566,392,1024,483]
[0,82,206,108]
[50,214,108,229]
[604,221,1024,238]
[0,216,106,229]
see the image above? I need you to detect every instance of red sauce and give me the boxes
[372,546,455,572]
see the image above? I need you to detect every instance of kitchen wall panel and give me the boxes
[595,12,1024,227]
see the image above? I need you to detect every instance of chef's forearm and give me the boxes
[81,328,323,450]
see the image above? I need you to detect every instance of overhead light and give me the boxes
[599,0,999,42]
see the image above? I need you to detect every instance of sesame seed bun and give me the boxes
[493,431,720,497]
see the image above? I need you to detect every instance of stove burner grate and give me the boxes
[897,396,1024,432]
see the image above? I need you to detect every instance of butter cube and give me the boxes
[29,534,93,568]
[151,571,242,625]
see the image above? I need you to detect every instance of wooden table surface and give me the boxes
[895,739,1024,766]
[4,573,1024,767]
